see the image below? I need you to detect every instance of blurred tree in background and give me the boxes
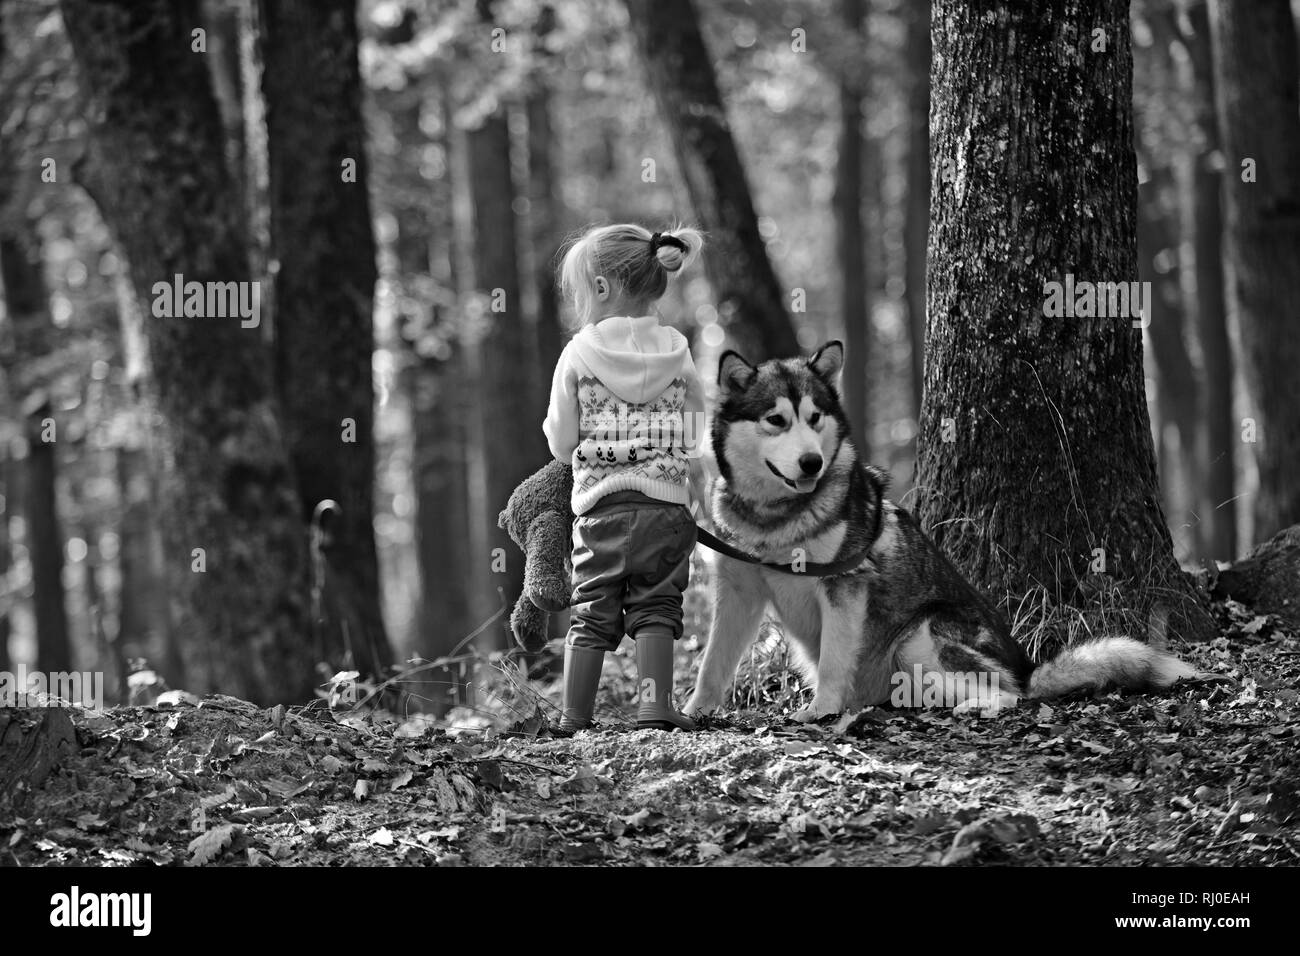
[1207,0,1300,543]
[56,0,316,705]
[258,0,391,681]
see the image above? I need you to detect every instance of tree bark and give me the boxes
[834,0,870,455]
[258,0,391,679]
[904,0,930,420]
[0,708,76,810]
[1207,0,1300,542]
[60,0,314,704]
[917,0,1213,645]
[625,0,800,359]
[1178,1,1235,562]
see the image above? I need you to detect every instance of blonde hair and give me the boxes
[558,223,703,327]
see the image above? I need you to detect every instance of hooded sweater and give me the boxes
[544,315,706,515]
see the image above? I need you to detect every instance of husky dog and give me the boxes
[686,341,1195,722]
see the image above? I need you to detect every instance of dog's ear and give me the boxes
[718,351,757,393]
[809,341,844,387]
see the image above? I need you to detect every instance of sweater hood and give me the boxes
[570,315,690,404]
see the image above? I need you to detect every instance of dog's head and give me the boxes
[712,341,849,502]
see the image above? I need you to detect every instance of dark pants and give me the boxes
[566,494,697,651]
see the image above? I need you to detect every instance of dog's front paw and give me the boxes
[791,698,843,723]
[684,690,719,718]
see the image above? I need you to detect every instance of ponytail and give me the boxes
[558,223,704,327]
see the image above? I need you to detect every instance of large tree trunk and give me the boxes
[625,0,800,359]
[1207,0,1300,543]
[258,0,391,679]
[917,0,1213,645]
[60,0,314,704]
[1179,1,1235,562]
[904,0,930,421]
[835,0,870,455]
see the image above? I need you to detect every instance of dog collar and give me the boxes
[695,499,881,577]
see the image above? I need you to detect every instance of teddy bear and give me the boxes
[498,459,574,652]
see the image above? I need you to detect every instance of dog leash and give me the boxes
[693,521,877,577]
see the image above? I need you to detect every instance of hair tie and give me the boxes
[649,231,687,254]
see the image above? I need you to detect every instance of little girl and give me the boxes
[544,223,707,732]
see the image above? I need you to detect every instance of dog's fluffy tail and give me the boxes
[1027,636,1194,699]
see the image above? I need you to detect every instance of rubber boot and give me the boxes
[559,644,605,732]
[635,630,697,731]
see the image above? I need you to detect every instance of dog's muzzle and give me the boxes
[765,459,820,493]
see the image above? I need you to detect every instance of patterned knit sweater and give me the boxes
[544,315,706,515]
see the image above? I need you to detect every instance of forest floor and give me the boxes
[4,597,1299,867]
